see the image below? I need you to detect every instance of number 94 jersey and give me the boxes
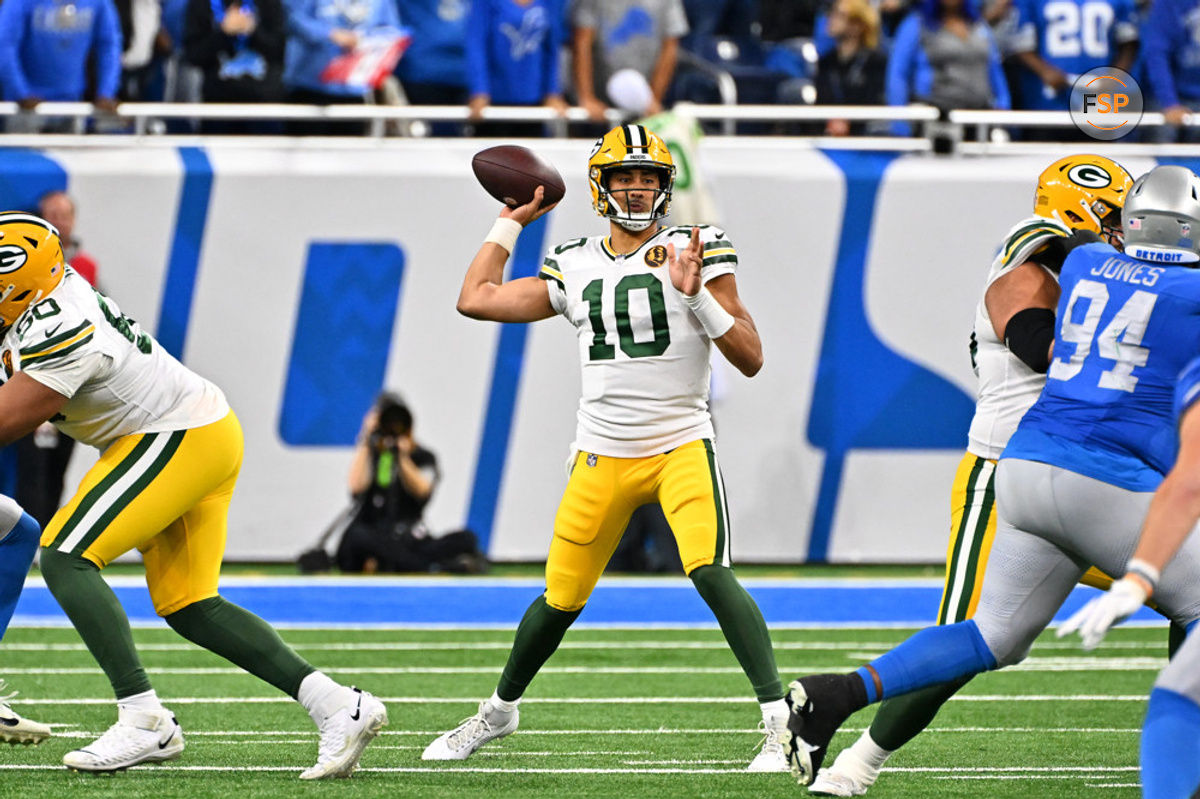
[1003,242,1200,491]
[0,268,229,451]
[538,225,737,458]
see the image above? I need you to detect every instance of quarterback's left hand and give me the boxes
[668,227,703,297]
[1056,576,1148,650]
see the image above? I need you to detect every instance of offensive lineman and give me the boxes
[811,154,1174,794]
[784,165,1200,788]
[0,212,387,776]
[423,124,791,771]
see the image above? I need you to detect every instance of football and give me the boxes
[471,145,566,210]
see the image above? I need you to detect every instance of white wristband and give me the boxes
[683,287,736,339]
[1126,558,1161,593]
[484,217,522,255]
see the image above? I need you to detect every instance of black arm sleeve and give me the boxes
[1031,228,1103,273]
[1004,307,1056,373]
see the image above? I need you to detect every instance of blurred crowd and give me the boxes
[0,0,1196,138]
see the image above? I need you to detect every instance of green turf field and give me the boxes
[0,624,1161,798]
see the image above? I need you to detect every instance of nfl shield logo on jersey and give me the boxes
[587,453,598,467]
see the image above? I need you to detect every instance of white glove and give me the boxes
[1056,577,1148,650]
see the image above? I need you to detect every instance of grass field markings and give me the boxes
[13,694,1155,706]
[46,725,1142,739]
[0,764,1147,778]
[0,658,1166,676]
[0,639,1169,652]
[622,760,752,766]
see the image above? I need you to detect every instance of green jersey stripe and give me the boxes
[20,321,94,356]
[20,334,94,366]
[703,254,738,267]
[538,273,565,291]
[703,439,727,565]
[938,456,987,625]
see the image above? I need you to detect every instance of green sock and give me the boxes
[39,547,153,699]
[690,565,784,702]
[496,595,581,702]
[165,596,315,698]
[867,674,974,751]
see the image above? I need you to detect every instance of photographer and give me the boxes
[336,393,484,574]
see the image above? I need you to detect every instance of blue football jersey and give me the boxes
[1174,355,1200,424]
[1004,242,1200,490]
[1011,0,1138,110]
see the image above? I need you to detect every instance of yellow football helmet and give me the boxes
[588,123,676,231]
[0,212,64,327]
[1034,155,1134,245]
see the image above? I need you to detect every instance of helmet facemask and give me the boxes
[597,164,673,232]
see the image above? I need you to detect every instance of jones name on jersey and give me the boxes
[539,224,737,458]
[0,268,227,450]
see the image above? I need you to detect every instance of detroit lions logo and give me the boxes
[0,245,28,273]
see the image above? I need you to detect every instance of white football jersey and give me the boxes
[0,268,229,451]
[539,224,738,458]
[968,215,1070,459]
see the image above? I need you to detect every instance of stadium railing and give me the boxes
[0,102,1194,153]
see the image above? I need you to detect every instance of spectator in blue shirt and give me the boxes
[0,0,123,126]
[887,0,1010,133]
[282,0,400,134]
[396,0,471,133]
[466,0,567,137]
[1142,0,1200,141]
[1009,0,1137,111]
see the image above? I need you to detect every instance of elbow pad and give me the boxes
[1004,307,1056,373]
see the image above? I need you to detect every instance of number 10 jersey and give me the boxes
[538,225,737,458]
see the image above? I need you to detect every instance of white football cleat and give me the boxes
[0,681,50,745]
[300,687,388,780]
[809,746,881,796]
[63,707,183,772]
[747,716,790,772]
[422,700,518,760]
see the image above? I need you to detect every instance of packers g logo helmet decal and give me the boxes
[1067,163,1112,189]
[0,245,28,273]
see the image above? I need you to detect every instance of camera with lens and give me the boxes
[370,393,412,450]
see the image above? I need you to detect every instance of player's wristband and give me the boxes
[484,217,522,255]
[683,287,736,339]
[1125,558,1160,596]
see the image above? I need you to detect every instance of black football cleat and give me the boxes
[783,674,867,786]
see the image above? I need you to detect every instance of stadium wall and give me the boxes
[5,141,1189,564]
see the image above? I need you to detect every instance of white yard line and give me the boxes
[14,694,1153,705]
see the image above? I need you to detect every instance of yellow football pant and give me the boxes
[41,411,243,616]
[545,439,731,611]
[939,451,1116,624]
